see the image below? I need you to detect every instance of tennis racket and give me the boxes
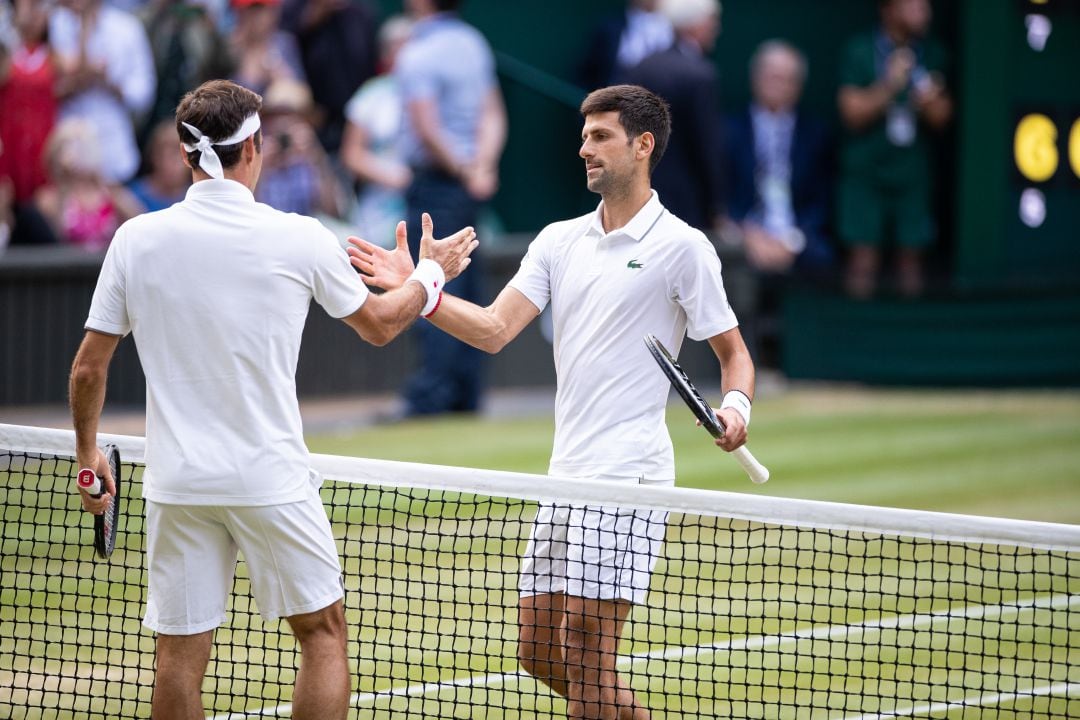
[76,444,122,559]
[644,334,770,484]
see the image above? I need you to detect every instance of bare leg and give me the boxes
[845,245,879,299]
[896,247,924,297]
[153,631,213,720]
[519,592,570,697]
[561,596,650,720]
[286,600,350,720]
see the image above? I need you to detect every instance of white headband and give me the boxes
[181,113,262,180]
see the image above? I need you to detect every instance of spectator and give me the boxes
[228,0,304,96]
[340,14,412,249]
[138,0,232,144]
[281,0,378,153]
[34,118,141,250]
[50,0,156,184]
[725,40,833,276]
[256,78,347,219]
[578,0,672,91]
[0,0,60,245]
[623,0,724,232]
[128,118,190,212]
[725,40,834,367]
[392,0,506,418]
[837,0,952,298]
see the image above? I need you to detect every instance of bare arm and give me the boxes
[340,121,412,191]
[461,86,507,201]
[838,48,913,132]
[706,327,755,452]
[347,220,536,353]
[913,80,953,131]
[408,96,462,176]
[340,281,427,346]
[69,330,121,512]
[426,286,539,354]
[342,213,478,345]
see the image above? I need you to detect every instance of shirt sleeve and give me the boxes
[395,44,437,103]
[85,227,131,337]
[309,222,370,319]
[670,233,739,342]
[506,227,555,313]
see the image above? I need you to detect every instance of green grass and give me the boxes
[309,386,1080,524]
[2,387,1079,718]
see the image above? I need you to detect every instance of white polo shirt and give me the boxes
[86,179,369,505]
[508,191,738,481]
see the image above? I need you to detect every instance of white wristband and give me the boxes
[407,259,445,317]
[720,390,752,427]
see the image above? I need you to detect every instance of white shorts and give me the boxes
[143,488,343,635]
[519,478,669,605]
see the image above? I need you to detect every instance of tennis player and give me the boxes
[350,84,755,720]
[69,79,477,720]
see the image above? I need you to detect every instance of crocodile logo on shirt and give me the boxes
[627,259,645,269]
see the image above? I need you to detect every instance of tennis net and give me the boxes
[2,422,1078,719]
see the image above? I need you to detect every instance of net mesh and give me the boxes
[2,425,1078,719]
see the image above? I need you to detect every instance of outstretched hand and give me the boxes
[417,212,478,283]
[348,221,414,291]
[350,213,478,288]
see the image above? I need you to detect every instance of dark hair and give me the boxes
[579,84,671,173]
[176,80,263,172]
[433,0,463,11]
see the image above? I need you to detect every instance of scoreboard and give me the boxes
[956,0,1080,289]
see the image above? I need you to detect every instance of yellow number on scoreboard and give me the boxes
[1070,117,1080,181]
[1014,113,1058,183]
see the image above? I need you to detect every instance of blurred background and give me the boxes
[1,0,1078,518]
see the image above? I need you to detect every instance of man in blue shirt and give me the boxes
[394,0,507,417]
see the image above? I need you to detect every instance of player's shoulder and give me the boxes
[655,208,712,248]
[538,212,593,241]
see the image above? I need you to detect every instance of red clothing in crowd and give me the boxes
[0,42,57,203]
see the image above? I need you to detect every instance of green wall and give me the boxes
[371,1,1078,295]
[371,0,957,233]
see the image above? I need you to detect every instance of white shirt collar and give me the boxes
[586,190,665,242]
[185,178,256,203]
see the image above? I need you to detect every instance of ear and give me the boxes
[179,144,192,169]
[636,131,655,163]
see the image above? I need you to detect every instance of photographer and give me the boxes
[255,79,347,219]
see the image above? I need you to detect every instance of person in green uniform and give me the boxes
[837,0,952,298]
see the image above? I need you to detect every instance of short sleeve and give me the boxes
[507,228,555,313]
[309,223,370,319]
[671,234,739,341]
[395,44,437,103]
[85,228,131,337]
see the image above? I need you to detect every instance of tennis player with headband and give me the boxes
[69,79,477,720]
[351,83,756,720]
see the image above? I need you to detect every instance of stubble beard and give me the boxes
[587,166,632,201]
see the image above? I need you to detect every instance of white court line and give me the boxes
[209,593,1078,719]
[841,682,1080,720]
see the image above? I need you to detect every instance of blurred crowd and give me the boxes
[0,0,953,370]
[0,0,413,253]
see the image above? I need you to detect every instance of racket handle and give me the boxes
[77,468,103,497]
[732,446,770,484]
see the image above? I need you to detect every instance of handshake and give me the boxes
[347,212,479,313]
